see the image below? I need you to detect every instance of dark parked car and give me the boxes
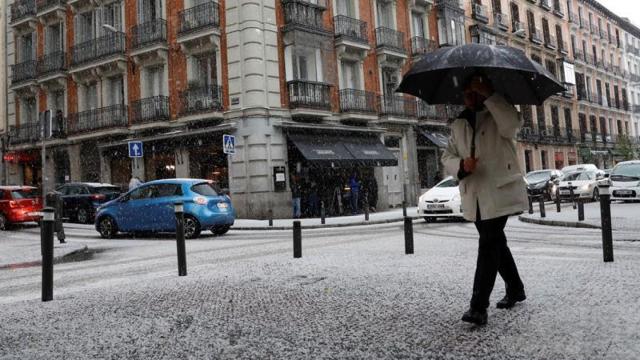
[525,169,563,200]
[56,183,121,223]
[0,186,43,230]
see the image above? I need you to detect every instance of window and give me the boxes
[436,178,458,188]
[107,76,124,106]
[189,54,217,87]
[138,0,163,23]
[376,0,393,28]
[412,12,427,38]
[129,186,153,200]
[45,23,63,54]
[20,33,35,62]
[83,83,98,110]
[536,105,546,128]
[540,150,548,169]
[144,66,165,97]
[75,11,95,44]
[150,184,183,198]
[191,182,220,196]
[101,1,123,34]
[22,97,37,123]
[50,90,65,114]
[340,60,361,89]
[336,0,355,17]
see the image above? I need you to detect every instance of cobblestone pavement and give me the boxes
[1,219,639,359]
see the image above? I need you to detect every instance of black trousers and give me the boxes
[470,212,524,311]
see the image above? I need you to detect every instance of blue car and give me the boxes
[95,179,235,239]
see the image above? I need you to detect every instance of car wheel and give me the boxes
[77,207,91,224]
[592,188,600,202]
[212,225,230,236]
[183,216,201,239]
[0,213,7,231]
[98,216,118,239]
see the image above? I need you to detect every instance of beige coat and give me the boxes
[441,94,528,222]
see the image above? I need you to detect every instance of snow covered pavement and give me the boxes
[1,219,639,359]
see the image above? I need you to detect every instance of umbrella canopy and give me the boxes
[396,44,566,105]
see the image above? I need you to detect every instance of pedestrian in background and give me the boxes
[349,172,361,215]
[291,176,302,219]
[128,176,143,191]
[442,75,528,326]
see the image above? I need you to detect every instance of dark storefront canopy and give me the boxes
[418,129,449,148]
[288,133,398,167]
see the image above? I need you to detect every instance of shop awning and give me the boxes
[419,129,449,148]
[288,133,398,167]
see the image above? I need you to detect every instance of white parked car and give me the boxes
[610,160,640,202]
[556,170,607,201]
[417,177,464,222]
[561,164,598,174]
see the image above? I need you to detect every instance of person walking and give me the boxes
[442,75,529,326]
[291,177,302,219]
[128,176,143,191]
[349,172,361,215]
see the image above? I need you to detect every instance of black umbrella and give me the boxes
[396,44,566,105]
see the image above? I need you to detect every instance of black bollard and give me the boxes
[41,208,55,302]
[268,209,273,227]
[527,195,534,214]
[175,202,187,276]
[577,200,585,221]
[598,184,614,262]
[569,182,576,209]
[538,196,546,218]
[402,201,407,217]
[293,221,302,258]
[364,193,369,221]
[404,217,414,255]
[555,189,561,213]
[320,201,326,225]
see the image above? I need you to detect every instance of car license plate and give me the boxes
[426,204,445,210]
[616,190,633,195]
[559,190,569,195]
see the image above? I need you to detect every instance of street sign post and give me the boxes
[128,141,144,158]
[41,110,52,198]
[223,135,235,155]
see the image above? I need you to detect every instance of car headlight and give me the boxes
[452,194,461,202]
[581,184,590,191]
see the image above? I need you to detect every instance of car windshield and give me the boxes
[191,182,220,196]
[92,186,120,194]
[611,164,640,180]
[436,178,458,188]
[11,189,39,199]
[562,172,592,181]
[526,171,550,182]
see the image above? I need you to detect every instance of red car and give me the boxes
[0,186,43,230]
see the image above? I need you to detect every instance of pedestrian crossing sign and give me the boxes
[223,134,235,155]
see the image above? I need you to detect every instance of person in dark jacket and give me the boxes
[349,173,361,214]
[291,176,302,218]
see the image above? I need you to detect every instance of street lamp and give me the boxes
[102,24,117,33]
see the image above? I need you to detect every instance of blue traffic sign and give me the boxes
[128,141,143,158]
[223,134,235,155]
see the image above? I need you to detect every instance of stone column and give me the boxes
[99,150,111,184]
[175,148,190,178]
[68,144,82,182]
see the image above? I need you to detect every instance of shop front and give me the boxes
[416,127,449,190]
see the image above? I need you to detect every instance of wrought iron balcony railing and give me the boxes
[70,32,126,66]
[10,0,36,23]
[375,27,406,53]
[471,3,489,23]
[378,96,417,118]
[339,89,377,114]
[287,80,332,110]
[282,0,329,33]
[37,51,66,76]
[493,12,509,31]
[8,122,41,144]
[131,19,167,49]
[67,104,128,134]
[36,0,65,13]
[131,96,170,124]
[178,2,220,35]
[11,60,37,84]
[530,28,543,44]
[411,36,437,56]
[178,85,223,116]
[333,15,368,44]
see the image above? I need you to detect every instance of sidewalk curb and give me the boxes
[233,216,421,231]
[518,215,601,229]
[0,246,89,270]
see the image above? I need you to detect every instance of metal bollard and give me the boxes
[598,184,614,262]
[268,209,273,227]
[174,202,187,276]
[364,193,369,221]
[569,182,576,209]
[527,195,534,214]
[41,208,55,302]
[404,217,414,255]
[538,196,546,218]
[320,201,326,225]
[293,221,302,258]
[555,189,561,213]
[577,200,584,221]
[402,201,407,217]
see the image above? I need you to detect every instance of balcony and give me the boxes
[512,21,526,38]
[177,2,221,54]
[584,52,593,65]
[410,36,437,57]
[338,89,378,122]
[334,15,370,59]
[375,27,408,66]
[493,12,509,32]
[10,60,38,91]
[67,105,128,136]
[131,96,171,126]
[539,0,551,11]
[69,32,126,77]
[599,29,607,41]
[131,19,168,63]
[434,0,463,10]
[568,11,578,26]
[287,80,332,117]
[471,3,489,24]
[282,0,331,36]
[36,0,66,24]
[10,0,37,30]
[544,34,557,50]
[178,85,223,120]
[37,51,67,86]
[553,3,564,18]
[378,96,417,119]
[8,122,41,145]
[530,28,543,45]
[590,24,599,37]
[416,102,457,121]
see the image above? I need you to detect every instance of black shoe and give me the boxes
[461,308,488,325]
[496,292,526,309]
